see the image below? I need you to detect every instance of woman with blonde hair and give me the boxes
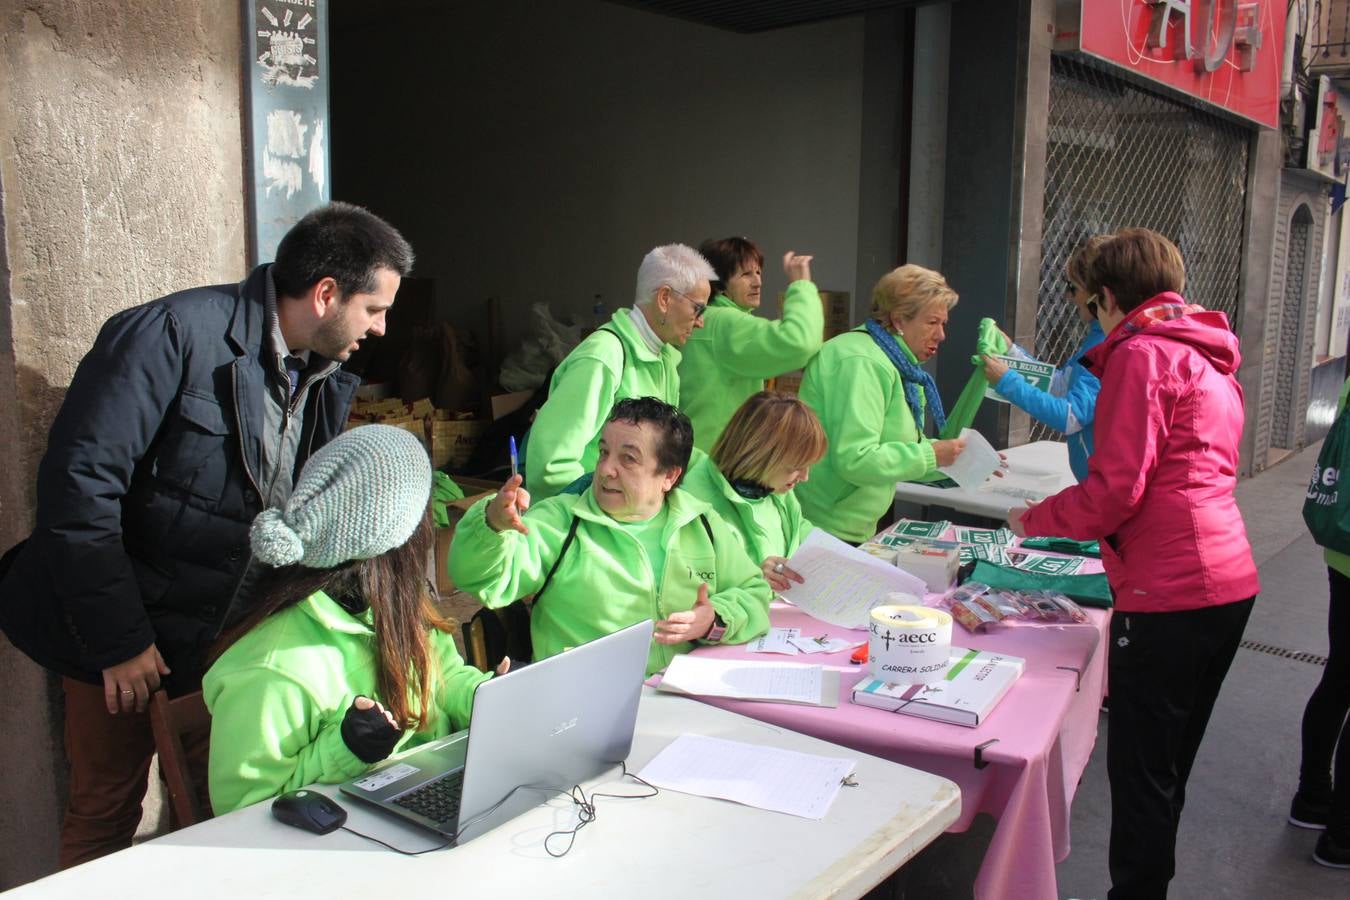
[795,264,966,544]
[681,391,826,593]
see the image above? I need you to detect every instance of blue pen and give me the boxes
[509,436,519,480]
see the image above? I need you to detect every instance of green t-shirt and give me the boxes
[616,504,671,584]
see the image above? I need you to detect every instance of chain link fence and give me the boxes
[1033,56,1251,440]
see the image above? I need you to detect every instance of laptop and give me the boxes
[338,619,652,844]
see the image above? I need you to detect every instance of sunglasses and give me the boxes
[667,287,708,319]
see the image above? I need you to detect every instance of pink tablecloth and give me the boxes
[676,599,1110,900]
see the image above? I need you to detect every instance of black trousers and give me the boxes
[1106,596,1255,900]
[1297,568,1350,836]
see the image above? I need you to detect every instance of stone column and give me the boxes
[0,1,245,886]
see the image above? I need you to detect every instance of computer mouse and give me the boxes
[270,789,348,835]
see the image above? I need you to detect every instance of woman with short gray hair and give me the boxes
[526,244,716,499]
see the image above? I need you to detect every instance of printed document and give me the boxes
[782,529,928,628]
[638,733,856,819]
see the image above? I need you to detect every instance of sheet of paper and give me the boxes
[788,634,866,655]
[748,627,801,655]
[938,428,1003,488]
[637,733,855,820]
[659,655,824,703]
[782,529,929,628]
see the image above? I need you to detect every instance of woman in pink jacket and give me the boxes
[1009,228,1259,900]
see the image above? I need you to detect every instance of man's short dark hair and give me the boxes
[271,202,414,299]
[606,397,694,486]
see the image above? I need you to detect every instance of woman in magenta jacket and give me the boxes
[1009,228,1259,900]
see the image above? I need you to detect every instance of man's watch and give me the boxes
[705,612,728,643]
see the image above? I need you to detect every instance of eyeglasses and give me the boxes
[667,287,708,319]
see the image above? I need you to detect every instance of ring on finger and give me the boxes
[773,562,786,574]
[120,689,134,695]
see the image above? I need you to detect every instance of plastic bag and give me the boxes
[498,303,583,392]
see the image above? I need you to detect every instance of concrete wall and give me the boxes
[330,0,884,348]
[1236,129,1284,477]
[0,0,246,886]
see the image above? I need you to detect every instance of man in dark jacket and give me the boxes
[0,201,413,867]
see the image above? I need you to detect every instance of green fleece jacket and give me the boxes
[202,591,491,814]
[679,451,814,565]
[795,327,943,543]
[526,309,681,499]
[448,487,772,676]
[677,283,824,451]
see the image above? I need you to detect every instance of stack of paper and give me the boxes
[656,655,839,707]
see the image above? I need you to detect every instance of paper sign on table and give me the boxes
[637,733,856,819]
[937,428,1002,489]
[656,655,839,707]
[1006,551,1085,575]
[782,529,928,629]
[749,627,801,655]
[953,526,1015,546]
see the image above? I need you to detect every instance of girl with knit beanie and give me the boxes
[202,426,502,815]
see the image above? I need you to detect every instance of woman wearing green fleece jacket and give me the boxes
[452,398,772,676]
[796,265,967,543]
[526,243,716,499]
[677,238,824,451]
[680,392,826,594]
[204,426,496,815]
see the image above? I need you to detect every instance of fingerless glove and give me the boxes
[340,697,402,764]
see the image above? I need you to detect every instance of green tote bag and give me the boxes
[1303,405,1350,554]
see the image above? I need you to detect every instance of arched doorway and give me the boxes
[1273,204,1315,450]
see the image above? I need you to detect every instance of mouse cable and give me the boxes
[540,761,660,858]
[338,826,454,856]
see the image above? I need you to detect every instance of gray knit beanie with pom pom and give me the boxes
[250,425,433,569]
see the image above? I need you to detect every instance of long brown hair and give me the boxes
[212,509,451,730]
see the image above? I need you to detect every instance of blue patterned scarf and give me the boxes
[863,318,946,434]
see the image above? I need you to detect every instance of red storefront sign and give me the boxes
[1057,1,1285,129]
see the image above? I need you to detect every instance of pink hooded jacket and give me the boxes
[1021,293,1259,614]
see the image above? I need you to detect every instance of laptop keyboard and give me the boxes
[392,770,464,826]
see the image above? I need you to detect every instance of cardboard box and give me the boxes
[430,417,488,469]
[820,290,852,341]
[768,371,803,395]
[491,390,534,420]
